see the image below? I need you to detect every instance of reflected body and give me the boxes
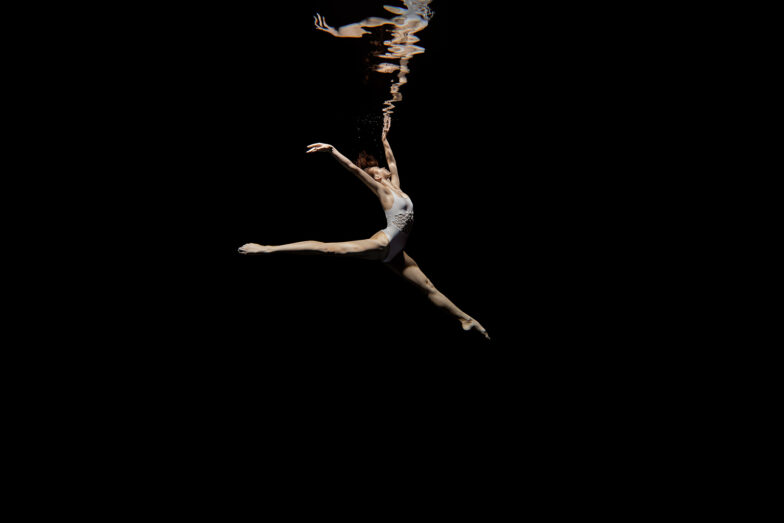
[314,1,433,131]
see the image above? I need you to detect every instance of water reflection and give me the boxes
[314,1,433,132]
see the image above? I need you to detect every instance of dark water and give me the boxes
[44,1,646,416]
[15,4,671,489]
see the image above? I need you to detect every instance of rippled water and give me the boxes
[313,1,433,133]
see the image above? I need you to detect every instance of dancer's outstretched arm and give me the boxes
[386,251,490,340]
[381,129,400,189]
[307,143,385,197]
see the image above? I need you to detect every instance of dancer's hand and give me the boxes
[306,143,334,154]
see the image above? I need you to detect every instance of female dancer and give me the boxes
[239,131,489,340]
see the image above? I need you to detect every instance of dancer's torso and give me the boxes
[383,191,414,234]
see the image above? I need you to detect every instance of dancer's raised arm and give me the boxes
[381,130,400,189]
[307,143,385,197]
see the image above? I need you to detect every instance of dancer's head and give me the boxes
[357,151,392,181]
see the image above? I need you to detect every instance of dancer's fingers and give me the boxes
[306,143,329,153]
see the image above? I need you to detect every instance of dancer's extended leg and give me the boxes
[386,251,490,340]
[239,235,388,261]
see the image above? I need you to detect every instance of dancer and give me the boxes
[239,130,489,340]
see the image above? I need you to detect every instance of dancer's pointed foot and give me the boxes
[238,243,273,255]
[460,318,491,340]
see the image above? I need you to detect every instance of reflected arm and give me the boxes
[314,13,392,38]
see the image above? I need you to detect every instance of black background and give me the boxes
[8,2,709,501]
[46,1,642,399]
[16,1,670,491]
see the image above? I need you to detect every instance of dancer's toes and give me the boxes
[238,243,271,254]
[461,318,491,340]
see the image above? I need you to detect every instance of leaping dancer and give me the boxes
[239,129,490,340]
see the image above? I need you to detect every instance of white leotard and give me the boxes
[380,191,414,263]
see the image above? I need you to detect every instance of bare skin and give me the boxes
[239,132,489,340]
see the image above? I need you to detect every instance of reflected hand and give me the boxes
[313,13,337,36]
[306,143,334,154]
